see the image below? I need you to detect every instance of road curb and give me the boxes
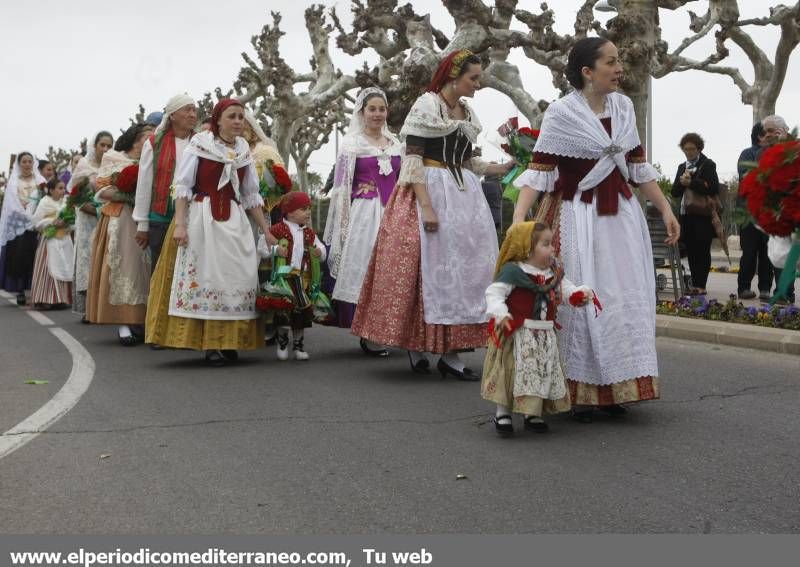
[656,314,800,355]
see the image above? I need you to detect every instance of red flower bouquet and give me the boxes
[114,164,140,194]
[260,160,293,211]
[738,135,800,300]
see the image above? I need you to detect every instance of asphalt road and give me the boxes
[1,299,799,534]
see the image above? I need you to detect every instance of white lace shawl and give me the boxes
[534,91,641,191]
[398,92,483,186]
[0,160,46,247]
[32,195,65,230]
[95,150,135,201]
[182,131,254,194]
[324,132,403,278]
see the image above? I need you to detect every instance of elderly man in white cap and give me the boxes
[133,93,197,264]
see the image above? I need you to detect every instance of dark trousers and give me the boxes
[680,214,714,289]
[148,222,170,268]
[737,223,773,293]
[773,267,797,302]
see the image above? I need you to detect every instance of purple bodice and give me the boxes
[351,155,401,206]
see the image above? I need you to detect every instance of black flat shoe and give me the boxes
[572,408,594,423]
[494,415,514,437]
[221,350,239,362]
[524,415,549,433]
[16,293,26,306]
[81,316,91,324]
[597,404,627,417]
[437,358,479,381]
[360,338,389,357]
[118,334,138,347]
[407,351,431,374]
[205,350,226,367]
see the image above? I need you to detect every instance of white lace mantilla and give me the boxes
[534,91,641,191]
[324,129,402,279]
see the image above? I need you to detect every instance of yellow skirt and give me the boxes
[481,336,571,417]
[145,220,260,350]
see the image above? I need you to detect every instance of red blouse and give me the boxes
[531,117,646,216]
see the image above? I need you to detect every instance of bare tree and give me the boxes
[653,0,800,122]
[234,6,355,190]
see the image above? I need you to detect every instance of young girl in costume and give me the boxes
[481,221,597,436]
[260,191,326,361]
[30,178,74,308]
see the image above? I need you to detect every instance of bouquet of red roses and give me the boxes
[260,160,293,212]
[739,132,800,300]
[110,164,140,206]
[496,117,540,203]
[67,177,94,208]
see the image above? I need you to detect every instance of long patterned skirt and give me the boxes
[30,237,72,306]
[145,219,260,351]
[352,167,497,354]
[535,191,660,405]
[86,205,150,325]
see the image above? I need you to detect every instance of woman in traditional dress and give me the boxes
[86,123,154,345]
[70,131,114,317]
[145,99,274,366]
[511,38,680,422]
[0,152,46,305]
[243,109,286,224]
[352,50,513,379]
[324,87,403,355]
[30,178,74,308]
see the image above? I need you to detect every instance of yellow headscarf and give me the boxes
[495,221,540,276]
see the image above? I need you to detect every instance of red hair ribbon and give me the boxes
[210,99,244,137]
[427,49,475,93]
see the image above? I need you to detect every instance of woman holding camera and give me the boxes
[671,132,719,295]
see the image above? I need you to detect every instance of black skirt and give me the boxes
[5,230,38,279]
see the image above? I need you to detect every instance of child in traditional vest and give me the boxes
[481,221,597,436]
[261,191,326,361]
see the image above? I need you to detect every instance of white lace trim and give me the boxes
[400,92,482,145]
[470,157,489,177]
[240,191,264,210]
[628,161,659,184]
[514,169,559,193]
[398,155,426,186]
[174,186,193,200]
[513,327,567,400]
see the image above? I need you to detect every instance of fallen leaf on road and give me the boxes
[456,474,467,480]
[99,454,112,460]
[24,380,49,385]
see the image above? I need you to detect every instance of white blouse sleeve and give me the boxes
[514,165,559,194]
[485,281,513,320]
[239,162,265,210]
[469,156,490,177]
[398,155,426,186]
[628,161,659,184]
[133,139,154,231]
[173,151,198,201]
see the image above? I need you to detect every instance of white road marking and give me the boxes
[25,310,55,326]
[0,290,12,299]
[0,326,96,460]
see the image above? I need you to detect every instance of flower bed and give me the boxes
[656,294,800,330]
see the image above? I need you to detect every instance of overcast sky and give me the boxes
[1,0,798,182]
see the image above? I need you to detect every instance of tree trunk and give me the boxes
[606,0,658,152]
